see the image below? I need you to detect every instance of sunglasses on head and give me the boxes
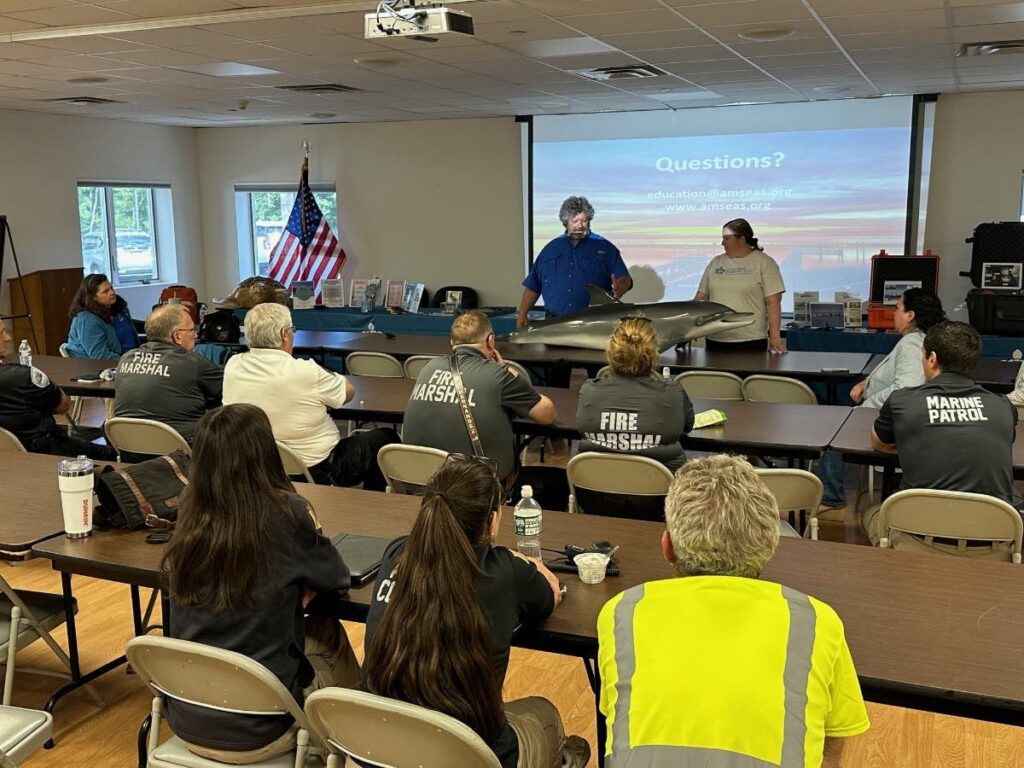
[437,453,504,511]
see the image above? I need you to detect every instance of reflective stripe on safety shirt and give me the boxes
[597,577,870,768]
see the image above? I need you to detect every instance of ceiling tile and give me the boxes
[474,17,579,43]
[821,9,948,35]
[201,18,321,41]
[0,15,46,33]
[808,0,945,15]
[951,19,1024,39]
[506,36,616,57]
[598,28,712,51]
[6,4,132,25]
[95,0,242,16]
[640,45,740,64]
[107,49,219,67]
[560,10,694,36]
[953,1,1024,24]
[839,29,952,49]
[20,35,155,55]
[678,0,814,27]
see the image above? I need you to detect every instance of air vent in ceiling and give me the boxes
[572,64,668,82]
[277,83,364,94]
[47,96,121,105]
[958,40,1024,56]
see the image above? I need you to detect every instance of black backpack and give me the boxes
[199,309,242,344]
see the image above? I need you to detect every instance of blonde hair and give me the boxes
[450,310,492,346]
[606,317,659,378]
[664,455,780,578]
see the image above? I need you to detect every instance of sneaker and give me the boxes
[562,735,591,768]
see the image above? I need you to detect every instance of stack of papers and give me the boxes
[692,409,728,429]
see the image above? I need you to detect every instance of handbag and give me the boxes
[94,451,190,530]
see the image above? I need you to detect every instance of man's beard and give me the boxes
[567,229,588,241]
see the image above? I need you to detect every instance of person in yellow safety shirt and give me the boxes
[597,455,869,767]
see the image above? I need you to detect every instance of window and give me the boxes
[77,184,169,284]
[235,187,338,277]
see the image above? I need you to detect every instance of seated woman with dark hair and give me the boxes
[161,403,358,764]
[363,456,590,768]
[65,273,138,360]
[576,316,695,471]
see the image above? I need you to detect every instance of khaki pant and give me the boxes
[506,696,567,768]
[863,504,1015,560]
[181,616,359,764]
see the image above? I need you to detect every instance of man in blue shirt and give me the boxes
[517,196,631,328]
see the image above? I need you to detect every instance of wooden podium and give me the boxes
[7,267,84,356]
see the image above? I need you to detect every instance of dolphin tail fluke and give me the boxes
[587,284,621,306]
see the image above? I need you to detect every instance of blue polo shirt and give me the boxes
[523,232,629,317]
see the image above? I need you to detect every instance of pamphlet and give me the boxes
[692,409,727,429]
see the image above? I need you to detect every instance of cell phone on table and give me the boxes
[71,374,103,382]
[145,532,172,544]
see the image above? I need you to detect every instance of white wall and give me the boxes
[925,90,1024,318]
[0,108,202,316]
[196,117,525,307]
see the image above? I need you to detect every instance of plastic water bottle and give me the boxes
[662,366,671,380]
[513,485,543,559]
[367,319,376,333]
[18,340,31,367]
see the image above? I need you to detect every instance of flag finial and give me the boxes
[302,139,311,159]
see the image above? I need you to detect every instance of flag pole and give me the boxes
[299,139,310,279]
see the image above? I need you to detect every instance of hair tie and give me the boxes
[426,489,451,505]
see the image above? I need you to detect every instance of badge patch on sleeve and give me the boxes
[30,367,50,388]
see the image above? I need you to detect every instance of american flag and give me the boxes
[267,159,346,300]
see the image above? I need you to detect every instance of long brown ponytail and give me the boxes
[364,460,504,742]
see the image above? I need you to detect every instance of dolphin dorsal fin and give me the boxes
[586,284,620,306]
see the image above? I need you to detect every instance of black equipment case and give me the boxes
[962,222,1024,336]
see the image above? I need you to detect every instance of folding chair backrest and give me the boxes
[377,444,448,495]
[0,428,26,454]
[878,489,1024,561]
[346,352,404,378]
[126,636,310,725]
[276,441,314,483]
[755,468,823,539]
[403,355,438,380]
[104,417,191,459]
[742,375,817,405]
[675,370,744,400]
[567,453,674,520]
[305,688,501,768]
[58,344,71,359]
[755,469,823,517]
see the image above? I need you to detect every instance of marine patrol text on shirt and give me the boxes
[926,395,988,424]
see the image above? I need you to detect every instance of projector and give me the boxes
[364,4,474,41]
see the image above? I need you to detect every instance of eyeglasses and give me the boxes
[175,326,198,336]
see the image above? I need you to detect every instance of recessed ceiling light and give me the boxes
[309,112,338,119]
[813,85,853,94]
[66,75,108,84]
[173,62,281,77]
[509,29,527,34]
[737,27,795,42]
[353,55,401,67]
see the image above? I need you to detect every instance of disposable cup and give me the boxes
[57,456,95,539]
[574,552,610,585]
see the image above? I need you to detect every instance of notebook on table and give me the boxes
[330,533,393,587]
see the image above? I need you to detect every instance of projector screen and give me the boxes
[532,97,916,312]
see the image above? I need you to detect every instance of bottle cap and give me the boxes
[521,485,533,499]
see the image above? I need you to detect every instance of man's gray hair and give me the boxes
[145,305,190,344]
[245,302,293,349]
[559,196,595,225]
[664,455,780,579]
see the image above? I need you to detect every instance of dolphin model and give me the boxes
[502,286,755,352]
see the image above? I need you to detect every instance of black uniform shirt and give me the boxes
[402,347,541,480]
[114,342,223,439]
[873,372,1018,504]
[166,492,350,751]
[364,537,554,768]
[0,362,62,447]
[576,373,695,468]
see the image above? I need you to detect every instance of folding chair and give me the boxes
[675,370,744,400]
[126,635,323,768]
[402,355,438,380]
[567,453,673,521]
[755,468,824,540]
[277,441,315,484]
[0,578,103,709]
[877,489,1023,562]
[305,688,500,768]
[0,430,26,454]
[57,344,83,436]
[377,444,448,495]
[345,352,403,378]
[103,418,191,463]
[741,375,817,405]
[0,705,52,767]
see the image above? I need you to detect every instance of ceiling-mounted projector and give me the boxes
[365,2,474,42]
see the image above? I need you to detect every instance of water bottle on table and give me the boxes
[57,456,95,538]
[18,340,31,367]
[513,485,543,559]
